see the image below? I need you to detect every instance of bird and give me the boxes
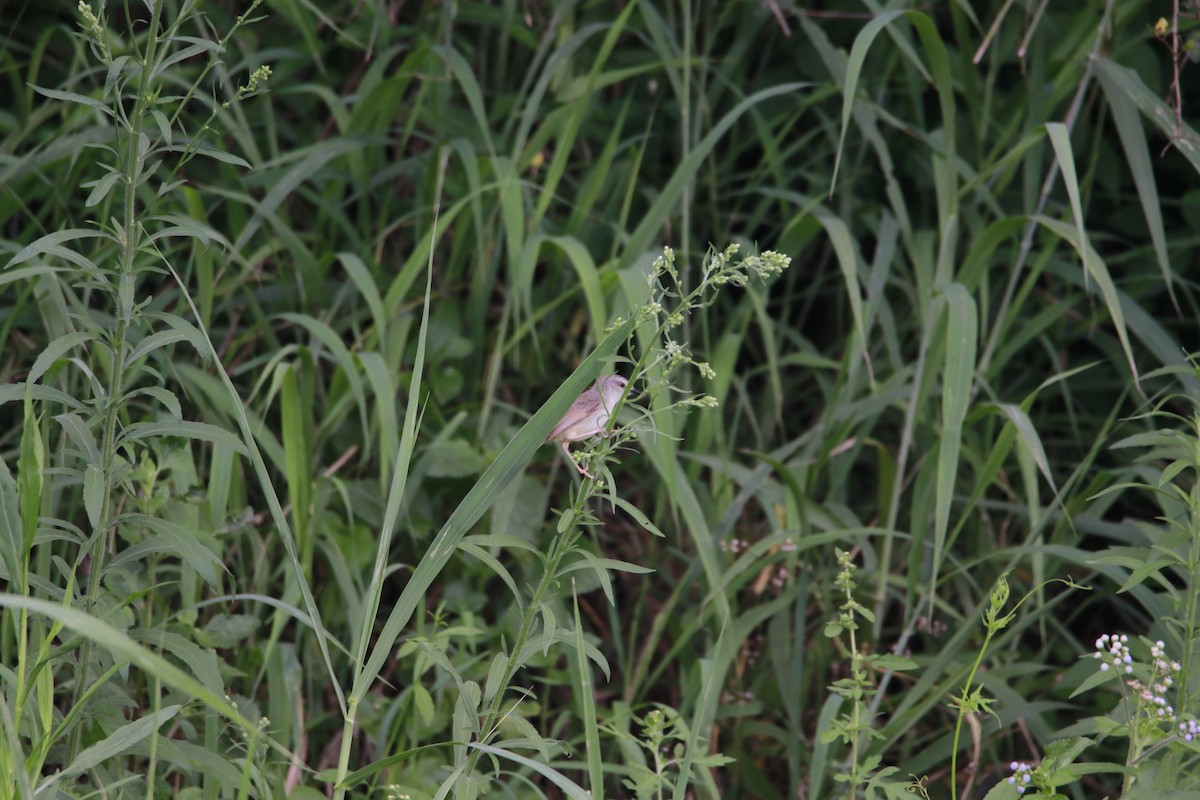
[547,374,631,478]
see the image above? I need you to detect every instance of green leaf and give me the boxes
[84,168,123,207]
[31,85,115,117]
[124,316,209,366]
[18,398,43,556]
[118,420,249,456]
[465,742,590,800]
[610,495,666,538]
[930,284,976,612]
[424,439,489,478]
[111,514,225,589]
[281,364,311,548]
[1068,664,1117,699]
[0,459,22,585]
[198,614,260,649]
[869,653,918,671]
[83,464,104,530]
[1034,216,1138,385]
[413,683,435,724]
[48,705,182,786]
[5,229,111,268]
[27,332,98,385]
[337,252,387,343]
[617,82,810,276]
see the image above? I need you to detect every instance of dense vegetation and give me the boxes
[3,1,1200,797]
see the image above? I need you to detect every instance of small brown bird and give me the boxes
[547,374,630,478]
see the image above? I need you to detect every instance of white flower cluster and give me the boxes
[1093,633,1133,673]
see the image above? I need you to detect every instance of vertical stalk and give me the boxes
[461,513,586,783]
[332,698,358,800]
[68,0,163,762]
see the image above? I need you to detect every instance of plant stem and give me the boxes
[68,0,163,763]
[463,502,587,782]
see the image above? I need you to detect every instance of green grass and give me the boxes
[2,1,1200,797]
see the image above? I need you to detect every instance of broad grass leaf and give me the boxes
[929,285,976,603]
[0,595,258,736]
[1096,75,1172,298]
[337,252,387,343]
[527,2,639,229]
[281,365,311,547]
[572,585,604,796]
[1035,215,1139,386]
[520,234,607,344]
[232,139,369,251]
[833,11,953,195]
[1094,56,1200,174]
[277,312,369,444]
[994,402,1057,493]
[616,81,810,275]
[358,352,399,475]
